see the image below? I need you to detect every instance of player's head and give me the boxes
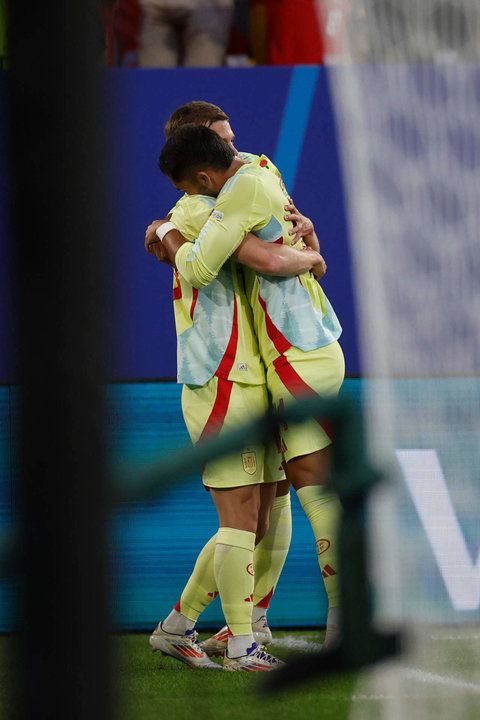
[159,123,235,196]
[165,101,238,155]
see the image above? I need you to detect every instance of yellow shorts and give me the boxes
[266,340,345,463]
[181,377,285,489]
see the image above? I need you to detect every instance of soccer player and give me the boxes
[146,128,324,671]
[152,124,345,653]
[151,103,325,658]
[163,101,316,248]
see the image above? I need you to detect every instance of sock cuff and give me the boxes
[178,599,202,622]
[272,492,291,510]
[217,527,256,552]
[297,484,336,508]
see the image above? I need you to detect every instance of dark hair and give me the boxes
[159,124,234,183]
[165,101,229,139]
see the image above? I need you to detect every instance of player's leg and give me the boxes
[149,528,223,668]
[251,477,292,644]
[201,423,290,655]
[287,448,343,650]
[209,482,284,670]
[199,482,288,654]
[267,341,345,648]
[209,484,258,655]
[137,2,180,67]
[161,533,218,632]
[153,378,283,669]
[183,0,234,67]
[151,482,265,664]
[149,482,266,669]
[200,485,291,655]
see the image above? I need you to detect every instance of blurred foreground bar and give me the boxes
[7,1,111,718]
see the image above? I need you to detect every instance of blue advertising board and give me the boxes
[0,67,359,383]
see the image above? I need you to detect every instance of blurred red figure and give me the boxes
[260,0,325,65]
[100,0,141,66]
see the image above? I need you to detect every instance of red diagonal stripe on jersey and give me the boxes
[197,377,233,443]
[215,294,238,379]
[273,355,334,440]
[190,287,198,319]
[257,290,292,355]
[173,270,182,300]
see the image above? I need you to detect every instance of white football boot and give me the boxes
[200,617,273,657]
[149,623,221,669]
[223,642,285,672]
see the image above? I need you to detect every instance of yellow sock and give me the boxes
[214,527,255,636]
[253,493,292,607]
[177,534,217,622]
[297,485,342,608]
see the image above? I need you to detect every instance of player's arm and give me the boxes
[233,233,324,277]
[163,180,261,288]
[149,220,327,280]
[146,216,235,286]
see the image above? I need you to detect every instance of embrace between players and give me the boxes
[144,101,345,672]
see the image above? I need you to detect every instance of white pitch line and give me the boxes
[270,635,322,652]
[270,637,480,699]
[430,634,480,641]
[402,667,480,694]
[352,667,480,702]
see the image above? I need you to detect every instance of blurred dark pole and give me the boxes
[7,1,111,719]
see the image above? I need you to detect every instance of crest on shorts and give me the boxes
[242,450,257,475]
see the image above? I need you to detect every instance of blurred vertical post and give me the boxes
[7,1,111,718]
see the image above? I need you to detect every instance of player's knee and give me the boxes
[287,463,317,489]
[286,450,331,490]
[255,517,270,544]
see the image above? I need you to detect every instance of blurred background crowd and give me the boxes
[1,0,476,71]
[97,0,340,68]
[98,0,480,68]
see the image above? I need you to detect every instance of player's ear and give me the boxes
[197,171,210,187]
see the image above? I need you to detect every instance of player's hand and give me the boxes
[145,219,167,253]
[311,254,327,280]
[284,199,314,244]
[150,240,175,267]
[145,219,175,267]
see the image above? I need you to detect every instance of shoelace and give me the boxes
[252,645,278,664]
[185,629,201,646]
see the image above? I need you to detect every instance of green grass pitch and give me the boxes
[3,627,479,718]
[0,630,356,719]
[113,629,356,720]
